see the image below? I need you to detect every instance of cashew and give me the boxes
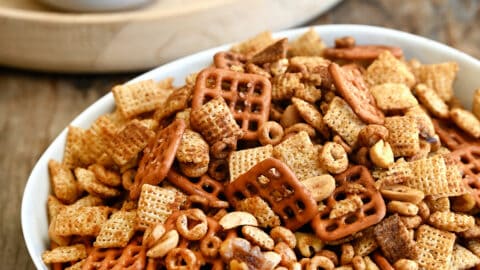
[295,232,323,257]
[302,174,336,202]
[393,259,418,270]
[387,201,419,216]
[369,140,394,169]
[380,185,425,204]
[146,230,179,258]
[263,251,282,269]
[219,211,258,230]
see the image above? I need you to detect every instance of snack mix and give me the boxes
[43,28,480,270]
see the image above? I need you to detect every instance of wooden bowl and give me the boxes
[0,0,342,73]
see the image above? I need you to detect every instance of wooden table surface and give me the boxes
[1,0,479,269]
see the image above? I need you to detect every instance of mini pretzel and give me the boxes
[448,145,480,207]
[165,248,199,270]
[323,45,403,61]
[258,121,284,146]
[433,118,479,150]
[191,67,272,140]
[329,63,384,125]
[312,166,386,241]
[226,158,317,230]
[167,169,225,203]
[82,236,146,270]
[130,119,186,199]
[214,51,247,70]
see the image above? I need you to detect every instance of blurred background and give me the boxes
[0,0,479,269]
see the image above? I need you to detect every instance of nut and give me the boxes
[270,226,297,249]
[274,242,297,266]
[380,185,425,204]
[295,232,323,257]
[146,229,179,258]
[219,211,258,230]
[387,201,419,216]
[302,174,336,202]
[242,225,275,250]
[369,140,394,169]
[358,124,389,147]
[143,223,166,248]
[393,259,418,270]
[263,251,282,269]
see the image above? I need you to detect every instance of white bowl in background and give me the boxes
[37,0,153,12]
[21,24,480,269]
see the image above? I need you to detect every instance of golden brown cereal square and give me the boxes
[236,196,281,228]
[384,116,420,157]
[415,225,455,270]
[94,210,137,248]
[370,83,418,112]
[450,244,480,269]
[52,206,110,236]
[365,51,415,88]
[292,97,329,137]
[329,195,363,219]
[450,108,480,138]
[70,195,103,208]
[293,82,322,103]
[231,31,274,56]
[427,211,475,232]
[273,131,324,181]
[47,195,66,222]
[229,144,273,182]
[190,97,243,147]
[137,184,186,229]
[75,168,121,198]
[271,73,302,100]
[153,86,192,121]
[41,244,87,264]
[63,126,91,168]
[105,119,155,166]
[414,84,449,118]
[352,227,378,256]
[82,116,116,166]
[373,214,418,262]
[324,97,366,146]
[414,62,458,101]
[48,160,80,204]
[404,155,450,196]
[288,28,325,57]
[112,79,171,119]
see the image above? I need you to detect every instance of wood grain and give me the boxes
[1,0,479,269]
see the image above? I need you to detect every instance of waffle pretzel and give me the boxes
[191,67,272,140]
[329,63,384,125]
[225,158,317,230]
[311,166,386,241]
[448,145,480,207]
[433,118,480,150]
[82,236,146,270]
[214,51,247,70]
[166,169,226,204]
[129,119,186,200]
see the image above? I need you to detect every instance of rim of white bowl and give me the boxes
[22,24,480,270]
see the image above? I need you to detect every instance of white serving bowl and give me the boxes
[22,24,480,269]
[37,0,153,12]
